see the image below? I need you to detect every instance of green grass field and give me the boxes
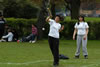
[64,17,100,22]
[0,40,100,67]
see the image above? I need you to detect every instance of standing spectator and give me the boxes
[73,15,89,59]
[0,14,6,39]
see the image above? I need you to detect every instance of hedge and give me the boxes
[6,18,100,40]
[6,18,37,37]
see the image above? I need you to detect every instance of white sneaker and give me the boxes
[32,41,36,43]
[0,39,6,42]
[29,41,32,43]
[0,40,2,42]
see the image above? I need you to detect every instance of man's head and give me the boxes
[55,15,64,23]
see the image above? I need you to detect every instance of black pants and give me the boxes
[48,36,59,65]
[0,29,4,39]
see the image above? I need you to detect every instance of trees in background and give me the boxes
[1,0,100,39]
[64,0,81,19]
[1,0,100,19]
[36,0,50,39]
[2,0,39,18]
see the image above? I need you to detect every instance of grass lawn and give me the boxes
[64,16,100,22]
[0,40,100,67]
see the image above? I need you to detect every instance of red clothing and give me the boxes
[32,27,37,35]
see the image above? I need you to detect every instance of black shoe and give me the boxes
[53,65,58,67]
[75,56,79,59]
[53,64,59,67]
[53,63,59,67]
[84,55,88,59]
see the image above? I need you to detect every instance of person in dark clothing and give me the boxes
[0,14,6,39]
[12,29,19,41]
[4,24,9,35]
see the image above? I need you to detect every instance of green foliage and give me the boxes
[3,0,39,18]
[6,18,37,37]
[6,18,100,40]
[88,22,100,40]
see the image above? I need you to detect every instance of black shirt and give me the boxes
[0,19,5,30]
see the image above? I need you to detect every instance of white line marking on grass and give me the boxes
[82,63,100,67]
[0,59,100,67]
[0,60,53,65]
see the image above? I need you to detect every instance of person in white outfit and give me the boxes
[1,29,13,42]
[73,15,89,59]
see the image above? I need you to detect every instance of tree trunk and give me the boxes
[51,2,56,19]
[37,0,50,40]
[71,0,81,19]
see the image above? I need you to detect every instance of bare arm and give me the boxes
[59,25,64,32]
[46,8,52,22]
[85,28,89,36]
[83,28,89,40]
[73,28,77,40]
[47,8,52,18]
[46,16,51,22]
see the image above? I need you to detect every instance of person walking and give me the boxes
[73,15,89,59]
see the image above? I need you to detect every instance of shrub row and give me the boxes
[6,18,37,37]
[6,18,100,40]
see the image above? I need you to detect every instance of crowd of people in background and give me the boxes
[0,15,19,42]
[0,13,38,43]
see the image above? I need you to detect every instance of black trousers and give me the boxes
[0,29,4,39]
[48,36,59,65]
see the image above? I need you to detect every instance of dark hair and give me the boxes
[32,24,37,27]
[0,14,3,17]
[8,28,12,32]
[0,12,3,17]
[78,15,85,25]
[55,15,64,21]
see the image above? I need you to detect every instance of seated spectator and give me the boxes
[3,24,10,41]
[12,29,19,41]
[0,29,14,42]
[26,24,37,43]
[18,24,37,43]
